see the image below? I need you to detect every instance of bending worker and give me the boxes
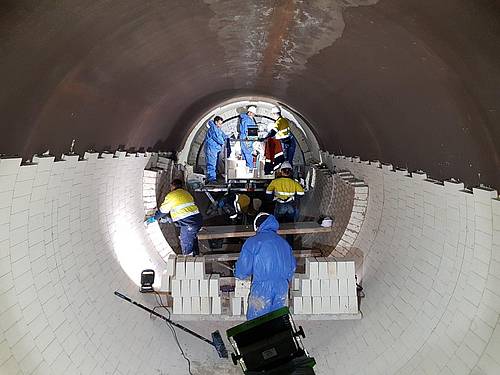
[235,213,296,320]
[156,179,203,256]
[238,105,258,169]
[204,115,228,183]
[266,161,304,223]
[260,106,296,165]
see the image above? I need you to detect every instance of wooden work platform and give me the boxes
[198,221,332,240]
[203,249,322,262]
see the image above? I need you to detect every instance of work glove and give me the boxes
[144,217,156,226]
[159,216,173,224]
[153,210,165,221]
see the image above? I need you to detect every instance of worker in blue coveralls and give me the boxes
[234,213,297,320]
[204,115,228,183]
[238,105,258,169]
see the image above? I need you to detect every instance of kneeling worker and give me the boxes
[266,161,304,223]
[157,179,203,256]
[234,213,297,320]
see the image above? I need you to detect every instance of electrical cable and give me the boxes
[151,291,193,375]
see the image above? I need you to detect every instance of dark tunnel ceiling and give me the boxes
[0,0,499,188]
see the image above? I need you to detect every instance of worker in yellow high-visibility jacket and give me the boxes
[265,161,304,225]
[157,179,203,255]
[260,106,296,165]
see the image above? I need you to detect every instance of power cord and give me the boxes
[151,291,193,375]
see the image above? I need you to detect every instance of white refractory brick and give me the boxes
[293,297,303,314]
[194,257,205,279]
[331,296,341,313]
[200,278,209,297]
[338,279,348,296]
[191,297,201,314]
[231,296,242,316]
[171,279,181,297]
[347,277,357,296]
[317,257,328,279]
[185,257,195,279]
[340,296,349,313]
[305,257,319,279]
[0,158,22,176]
[312,296,322,314]
[321,297,332,314]
[302,296,312,314]
[235,279,251,298]
[348,296,358,313]
[209,274,220,297]
[327,258,337,279]
[311,279,321,296]
[166,254,176,276]
[175,256,186,279]
[200,297,211,314]
[336,261,347,279]
[181,280,190,297]
[190,279,200,296]
[320,279,331,296]
[182,297,192,314]
[345,261,355,277]
[330,279,339,296]
[211,297,222,314]
[300,279,311,296]
[160,271,171,292]
[243,298,249,315]
[292,275,301,291]
[173,298,182,314]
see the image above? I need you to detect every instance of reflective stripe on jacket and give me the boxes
[266,177,304,202]
[272,117,291,140]
[159,188,200,221]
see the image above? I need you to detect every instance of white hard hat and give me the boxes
[254,212,270,231]
[280,161,292,170]
[247,105,257,113]
[270,106,281,114]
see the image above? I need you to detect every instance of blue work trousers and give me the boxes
[247,279,289,320]
[274,202,297,247]
[205,145,221,182]
[240,139,254,168]
[280,136,296,165]
[177,213,203,255]
[274,202,297,223]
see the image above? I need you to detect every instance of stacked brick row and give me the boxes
[142,155,181,255]
[143,169,159,215]
[334,171,369,256]
[171,256,222,315]
[231,279,251,316]
[301,167,354,252]
[291,257,358,315]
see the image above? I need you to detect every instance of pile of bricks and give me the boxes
[334,171,368,256]
[291,257,358,315]
[171,256,221,315]
[231,279,251,316]
[143,170,158,215]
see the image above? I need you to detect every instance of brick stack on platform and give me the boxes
[171,256,221,315]
[291,257,358,315]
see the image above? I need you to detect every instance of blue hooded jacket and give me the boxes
[205,120,227,151]
[235,215,296,282]
[238,113,256,139]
